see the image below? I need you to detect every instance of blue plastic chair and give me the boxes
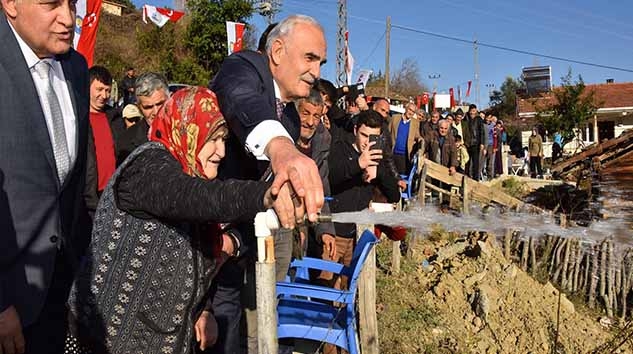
[276,230,379,354]
[400,153,419,200]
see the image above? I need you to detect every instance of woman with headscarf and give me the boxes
[66,87,277,354]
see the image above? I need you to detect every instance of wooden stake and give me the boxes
[521,238,529,271]
[503,229,512,261]
[529,237,537,276]
[588,244,599,309]
[357,223,379,354]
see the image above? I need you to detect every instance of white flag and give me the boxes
[356,69,372,87]
[143,5,169,27]
[344,31,354,86]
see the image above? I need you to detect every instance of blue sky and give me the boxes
[135,0,633,107]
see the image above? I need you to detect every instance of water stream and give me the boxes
[331,204,632,248]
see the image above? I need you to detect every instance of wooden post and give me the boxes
[256,235,277,354]
[357,223,379,354]
[503,229,512,260]
[462,175,470,215]
[384,16,390,98]
[391,204,401,274]
[417,159,428,206]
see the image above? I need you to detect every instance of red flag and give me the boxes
[466,80,472,97]
[416,95,422,109]
[226,21,246,55]
[421,92,429,105]
[75,0,102,66]
[143,5,184,27]
[156,7,184,22]
[449,88,455,108]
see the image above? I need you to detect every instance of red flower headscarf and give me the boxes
[150,86,226,178]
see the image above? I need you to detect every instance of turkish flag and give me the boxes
[143,5,184,27]
[74,0,102,66]
[226,21,246,55]
[422,92,429,105]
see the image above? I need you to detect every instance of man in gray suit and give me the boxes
[0,0,90,352]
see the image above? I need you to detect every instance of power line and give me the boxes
[358,30,385,69]
[389,23,633,74]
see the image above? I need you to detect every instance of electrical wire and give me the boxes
[389,23,633,74]
[358,30,385,69]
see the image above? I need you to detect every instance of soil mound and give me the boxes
[376,230,632,353]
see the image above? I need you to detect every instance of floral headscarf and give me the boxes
[150,86,226,178]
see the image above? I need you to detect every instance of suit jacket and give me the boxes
[210,50,300,181]
[210,50,301,256]
[389,114,422,160]
[0,15,90,326]
[425,131,458,169]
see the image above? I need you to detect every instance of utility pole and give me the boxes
[336,0,348,86]
[428,73,441,94]
[474,36,480,107]
[384,16,391,99]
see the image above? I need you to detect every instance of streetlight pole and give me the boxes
[485,83,495,103]
[428,74,440,112]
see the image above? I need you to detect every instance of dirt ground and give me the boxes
[375,229,633,354]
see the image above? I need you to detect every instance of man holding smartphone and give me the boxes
[324,111,400,305]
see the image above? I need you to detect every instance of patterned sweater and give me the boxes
[68,142,268,354]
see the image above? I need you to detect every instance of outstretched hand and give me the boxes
[266,137,324,227]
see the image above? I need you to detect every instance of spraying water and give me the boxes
[330,203,633,248]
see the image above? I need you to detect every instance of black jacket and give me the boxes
[462,113,486,148]
[328,140,400,238]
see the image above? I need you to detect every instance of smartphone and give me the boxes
[368,134,382,151]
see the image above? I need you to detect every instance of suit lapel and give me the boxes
[0,16,57,181]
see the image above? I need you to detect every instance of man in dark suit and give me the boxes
[0,0,90,352]
[209,14,326,354]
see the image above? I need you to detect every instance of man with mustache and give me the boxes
[209,14,327,354]
[0,0,90,352]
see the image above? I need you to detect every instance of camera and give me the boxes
[336,83,365,101]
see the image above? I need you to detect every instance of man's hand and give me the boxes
[358,141,382,170]
[321,234,337,259]
[0,306,24,354]
[194,310,218,351]
[266,137,324,226]
[355,96,369,111]
[363,166,377,183]
[448,166,456,176]
[264,182,304,229]
[397,180,407,190]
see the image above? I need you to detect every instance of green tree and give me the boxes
[185,0,253,75]
[488,76,524,122]
[535,69,599,145]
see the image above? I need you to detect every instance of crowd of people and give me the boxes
[0,2,530,353]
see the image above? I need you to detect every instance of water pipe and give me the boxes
[254,209,279,354]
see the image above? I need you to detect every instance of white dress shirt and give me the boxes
[245,79,293,161]
[9,21,77,167]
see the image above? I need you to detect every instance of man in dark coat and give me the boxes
[461,104,486,180]
[209,14,327,354]
[0,1,90,352]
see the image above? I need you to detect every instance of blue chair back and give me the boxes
[400,153,418,200]
[344,230,379,295]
